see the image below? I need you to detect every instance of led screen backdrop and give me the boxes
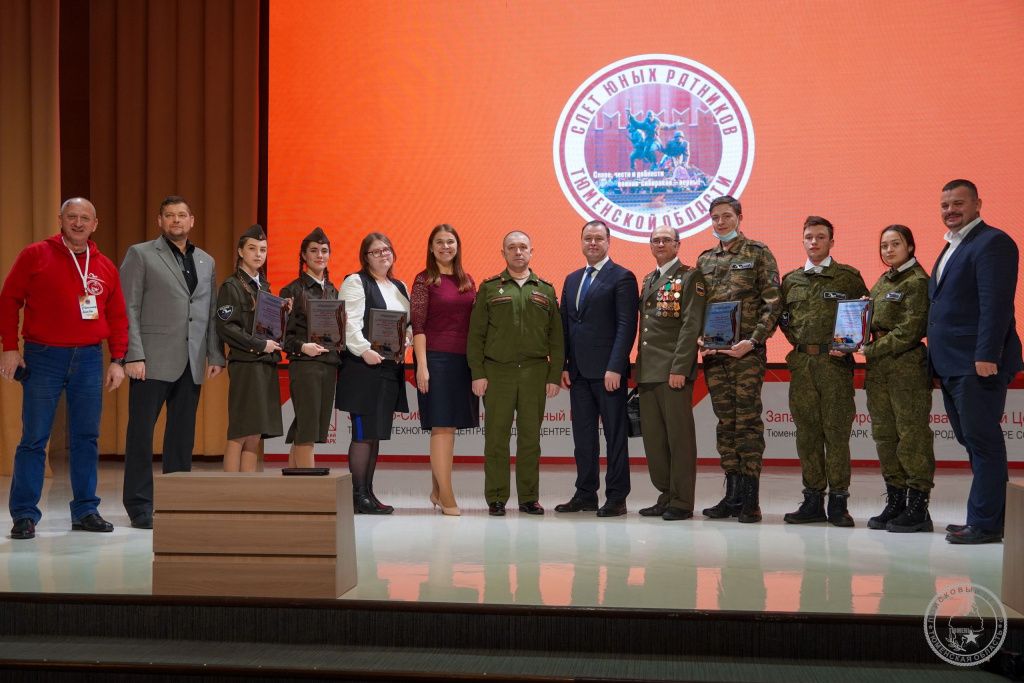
[268,0,1024,363]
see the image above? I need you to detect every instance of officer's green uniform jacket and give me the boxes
[216,269,283,364]
[466,269,564,385]
[780,260,869,352]
[696,234,781,346]
[636,260,707,383]
[861,261,929,363]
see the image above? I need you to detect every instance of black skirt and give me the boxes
[417,351,480,430]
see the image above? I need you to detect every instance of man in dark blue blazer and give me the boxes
[556,220,639,517]
[929,179,1023,545]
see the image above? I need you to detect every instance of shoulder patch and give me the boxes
[695,281,706,296]
[217,305,234,321]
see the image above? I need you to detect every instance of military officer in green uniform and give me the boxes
[467,231,564,516]
[636,225,707,521]
[861,224,934,533]
[697,196,781,524]
[780,216,868,526]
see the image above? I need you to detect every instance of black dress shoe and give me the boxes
[10,518,35,540]
[638,503,667,517]
[519,501,545,515]
[554,497,598,513]
[945,525,1002,545]
[488,501,506,516]
[130,516,154,530]
[71,513,114,533]
[661,507,693,521]
[596,500,627,517]
[946,523,967,534]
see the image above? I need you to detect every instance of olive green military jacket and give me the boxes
[861,261,929,361]
[696,234,782,345]
[280,273,341,366]
[636,260,707,383]
[779,260,869,346]
[466,269,564,385]
[216,270,283,364]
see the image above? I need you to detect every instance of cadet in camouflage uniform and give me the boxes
[467,231,564,516]
[862,225,934,533]
[780,216,868,526]
[697,196,781,523]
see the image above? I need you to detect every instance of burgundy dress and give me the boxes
[410,271,479,429]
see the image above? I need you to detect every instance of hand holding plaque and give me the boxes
[702,301,741,350]
[252,291,287,342]
[368,308,408,362]
[308,299,346,352]
[831,299,872,352]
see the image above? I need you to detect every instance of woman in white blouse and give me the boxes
[335,233,411,514]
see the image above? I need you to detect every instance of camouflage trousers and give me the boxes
[786,350,855,491]
[704,351,766,477]
[864,347,935,491]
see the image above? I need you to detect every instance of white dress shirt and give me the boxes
[935,217,982,282]
[576,256,609,308]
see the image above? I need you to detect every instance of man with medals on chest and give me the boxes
[1,198,128,540]
[779,216,868,527]
[635,225,707,520]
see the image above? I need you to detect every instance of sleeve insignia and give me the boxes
[217,305,234,320]
[695,281,706,297]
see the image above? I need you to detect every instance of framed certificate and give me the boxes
[831,299,872,352]
[308,299,346,351]
[702,301,741,350]
[368,308,408,362]
[252,291,287,342]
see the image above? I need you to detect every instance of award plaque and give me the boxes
[368,308,408,362]
[252,291,287,342]
[702,300,741,350]
[831,299,872,352]
[308,299,346,351]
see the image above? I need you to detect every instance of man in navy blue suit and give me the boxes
[556,220,639,517]
[929,179,1022,545]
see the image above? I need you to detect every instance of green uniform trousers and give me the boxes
[786,350,854,491]
[864,347,935,491]
[639,381,697,510]
[704,352,766,477]
[483,358,548,504]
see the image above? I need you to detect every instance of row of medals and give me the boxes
[656,279,683,317]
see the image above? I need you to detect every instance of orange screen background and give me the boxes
[268,0,1024,362]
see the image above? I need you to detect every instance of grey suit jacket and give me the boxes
[120,237,225,384]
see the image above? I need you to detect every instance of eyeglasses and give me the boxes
[650,237,678,245]
[366,247,393,258]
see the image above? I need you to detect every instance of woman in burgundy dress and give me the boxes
[411,224,478,516]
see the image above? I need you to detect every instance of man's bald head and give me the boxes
[59,197,97,218]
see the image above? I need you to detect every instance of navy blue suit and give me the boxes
[928,220,1022,532]
[560,260,639,503]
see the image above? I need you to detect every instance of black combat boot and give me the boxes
[826,489,855,527]
[783,489,827,524]
[886,487,933,533]
[737,474,762,524]
[702,472,742,518]
[353,485,384,514]
[867,485,906,530]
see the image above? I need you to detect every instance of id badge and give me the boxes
[79,294,99,320]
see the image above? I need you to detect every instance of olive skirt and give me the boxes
[286,360,338,444]
[227,360,283,440]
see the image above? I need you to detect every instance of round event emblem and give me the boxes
[553,54,755,243]
[923,582,1007,666]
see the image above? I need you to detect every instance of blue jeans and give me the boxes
[9,342,103,523]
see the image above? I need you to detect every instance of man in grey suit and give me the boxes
[120,196,225,528]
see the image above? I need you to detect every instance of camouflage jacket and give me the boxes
[696,234,781,345]
[861,261,929,361]
[780,260,869,346]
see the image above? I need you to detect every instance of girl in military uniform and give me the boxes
[280,227,340,469]
[335,232,410,514]
[215,224,284,472]
[861,224,935,532]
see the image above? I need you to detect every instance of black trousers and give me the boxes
[122,362,202,520]
[568,375,631,503]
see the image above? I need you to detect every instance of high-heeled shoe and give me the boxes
[429,492,440,509]
[440,504,461,517]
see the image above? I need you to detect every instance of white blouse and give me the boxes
[339,273,410,356]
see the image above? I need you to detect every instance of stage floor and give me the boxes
[0,461,1017,618]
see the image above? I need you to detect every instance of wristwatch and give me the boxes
[111,358,126,366]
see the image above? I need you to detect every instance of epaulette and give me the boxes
[483,273,503,284]
[536,276,553,287]
[783,266,804,279]
[835,263,862,276]
[697,246,715,259]
[744,239,768,250]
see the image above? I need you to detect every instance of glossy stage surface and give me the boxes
[0,461,1016,618]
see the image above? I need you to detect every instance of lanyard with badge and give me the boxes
[63,237,99,320]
